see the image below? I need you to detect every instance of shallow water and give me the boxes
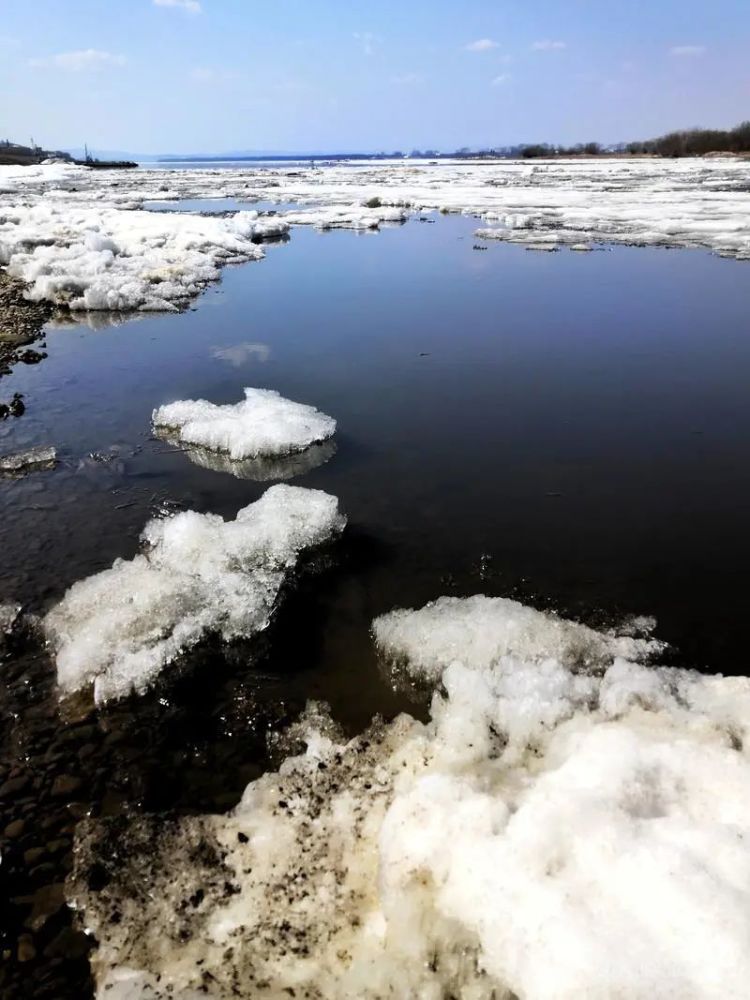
[2,212,750,995]
[143,197,308,214]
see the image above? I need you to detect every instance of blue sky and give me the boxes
[1,0,748,153]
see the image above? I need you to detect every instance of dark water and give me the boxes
[2,214,750,996]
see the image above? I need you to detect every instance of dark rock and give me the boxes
[43,927,90,960]
[17,934,36,962]
[0,774,30,796]
[24,847,46,866]
[25,883,66,932]
[4,818,25,838]
[50,775,83,799]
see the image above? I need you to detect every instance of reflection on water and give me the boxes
[155,433,337,481]
[211,341,271,366]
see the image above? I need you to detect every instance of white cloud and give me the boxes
[532,39,567,51]
[154,0,201,13]
[353,32,380,56]
[670,45,705,57]
[30,49,126,71]
[465,38,499,52]
[391,72,424,85]
[491,73,510,86]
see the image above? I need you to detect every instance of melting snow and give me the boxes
[70,596,750,999]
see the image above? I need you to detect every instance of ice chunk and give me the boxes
[43,484,345,702]
[0,445,57,476]
[70,596,750,999]
[152,388,336,462]
[0,603,20,636]
[373,593,665,684]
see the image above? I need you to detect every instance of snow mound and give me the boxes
[153,388,336,462]
[71,596,750,999]
[43,484,345,702]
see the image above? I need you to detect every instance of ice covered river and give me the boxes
[2,159,750,999]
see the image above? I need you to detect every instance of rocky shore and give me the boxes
[0,271,50,378]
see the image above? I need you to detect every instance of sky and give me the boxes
[1,0,749,154]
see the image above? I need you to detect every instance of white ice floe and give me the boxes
[152,388,336,462]
[43,484,344,702]
[0,445,57,476]
[2,156,750,317]
[71,595,750,999]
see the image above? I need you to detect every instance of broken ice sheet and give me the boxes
[43,484,345,703]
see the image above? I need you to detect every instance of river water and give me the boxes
[2,209,750,996]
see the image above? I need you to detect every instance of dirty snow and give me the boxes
[2,157,750,316]
[43,484,345,702]
[71,595,750,999]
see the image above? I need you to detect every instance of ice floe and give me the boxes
[43,484,345,702]
[71,595,750,999]
[152,388,336,462]
[2,156,750,318]
[0,444,57,476]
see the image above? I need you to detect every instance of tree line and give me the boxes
[624,121,750,156]
[519,120,750,158]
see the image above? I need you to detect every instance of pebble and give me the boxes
[0,775,30,797]
[50,775,83,799]
[17,935,36,963]
[25,883,66,932]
